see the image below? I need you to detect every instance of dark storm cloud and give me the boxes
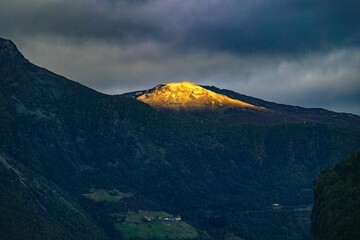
[1,0,359,54]
[183,0,360,54]
[0,0,160,42]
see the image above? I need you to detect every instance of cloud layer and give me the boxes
[1,0,359,114]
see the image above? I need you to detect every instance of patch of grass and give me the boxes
[82,189,133,202]
[294,204,313,212]
[115,210,198,240]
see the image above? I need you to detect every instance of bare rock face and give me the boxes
[136,81,265,111]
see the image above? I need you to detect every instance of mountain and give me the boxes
[130,82,360,130]
[1,37,360,240]
[312,151,360,240]
[136,81,264,111]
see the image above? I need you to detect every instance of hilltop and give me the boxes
[136,81,264,111]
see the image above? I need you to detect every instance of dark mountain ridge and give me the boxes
[1,37,360,240]
[205,86,360,131]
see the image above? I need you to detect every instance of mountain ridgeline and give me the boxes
[1,37,360,240]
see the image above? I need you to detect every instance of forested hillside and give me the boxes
[312,152,360,240]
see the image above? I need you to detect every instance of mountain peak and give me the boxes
[136,81,265,111]
[0,37,27,66]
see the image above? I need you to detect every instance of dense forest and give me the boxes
[312,152,360,240]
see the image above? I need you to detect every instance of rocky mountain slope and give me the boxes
[136,81,264,111]
[1,37,360,240]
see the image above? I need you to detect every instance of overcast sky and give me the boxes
[1,0,359,114]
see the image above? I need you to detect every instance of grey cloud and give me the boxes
[217,48,360,114]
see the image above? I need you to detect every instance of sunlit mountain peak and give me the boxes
[136,81,265,111]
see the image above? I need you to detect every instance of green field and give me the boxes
[115,211,198,240]
[82,189,133,202]
[294,204,313,212]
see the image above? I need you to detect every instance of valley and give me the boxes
[1,37,360,240]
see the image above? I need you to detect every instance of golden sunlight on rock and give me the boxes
[136,81,265,111]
